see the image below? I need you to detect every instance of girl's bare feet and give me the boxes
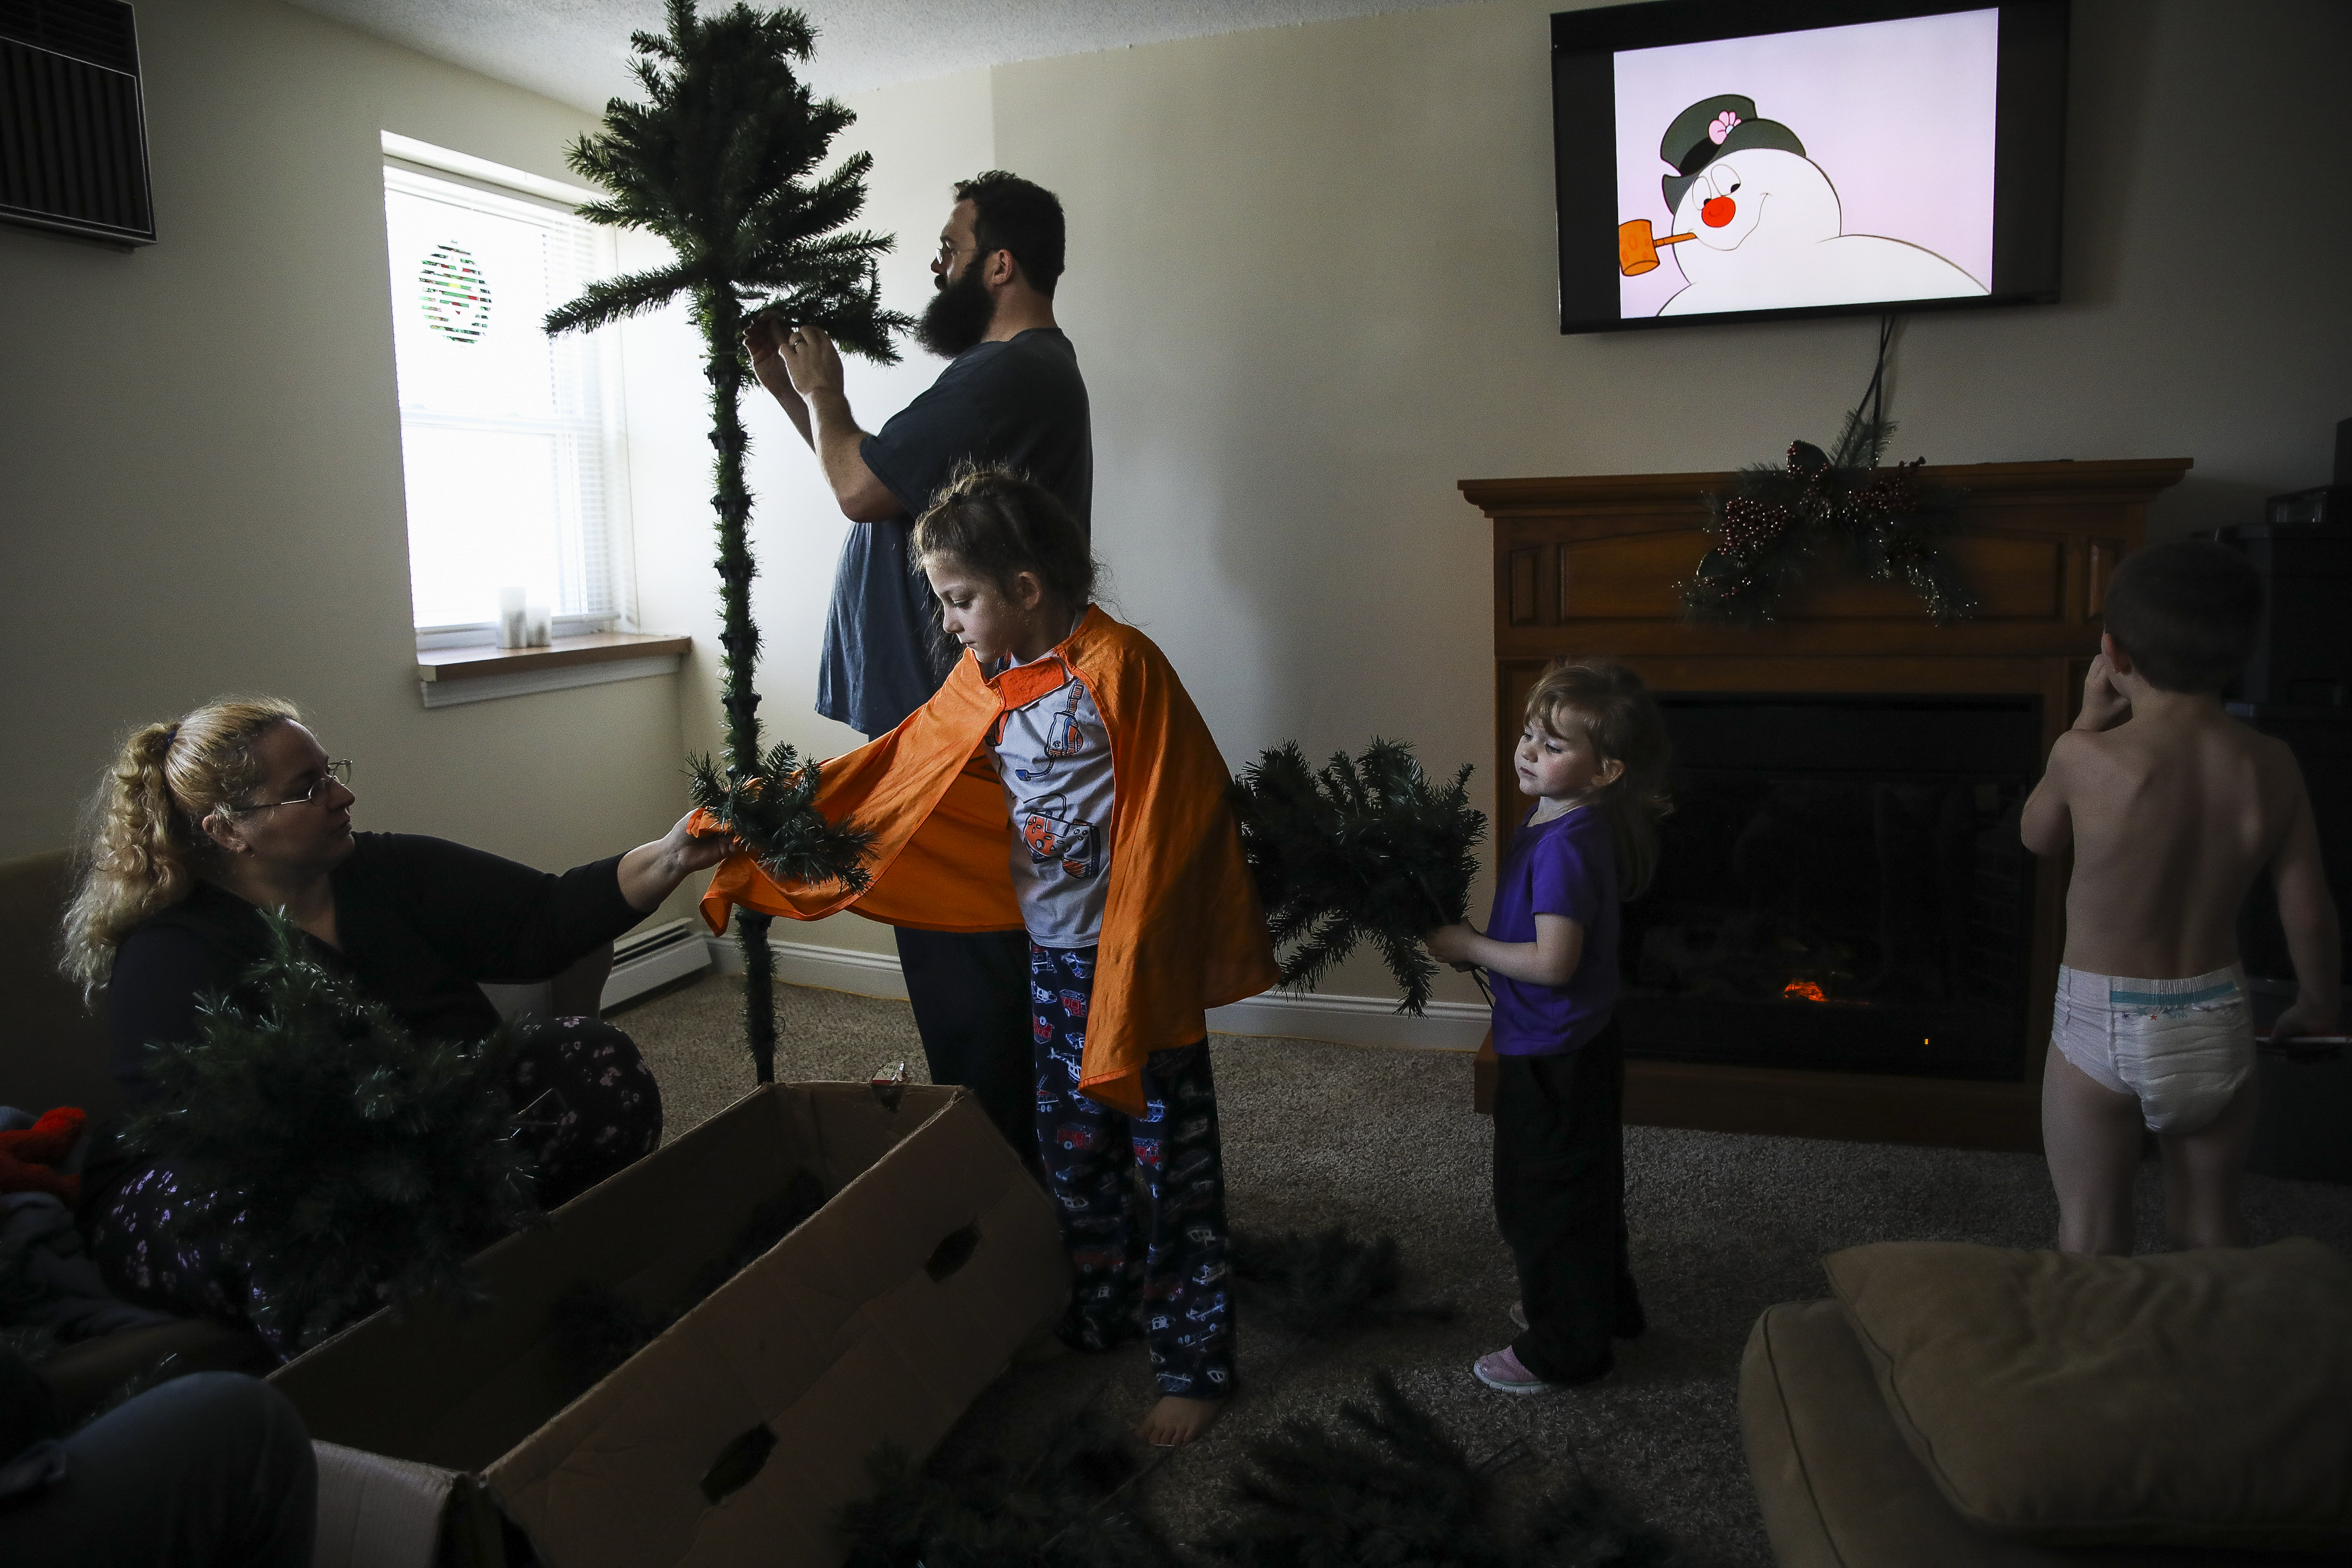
[1137,1394,1226,1446]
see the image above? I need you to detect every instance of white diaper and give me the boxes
[2051,963,2254,1134]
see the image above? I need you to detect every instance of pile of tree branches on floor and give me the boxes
[839,1400,1172,1568]
[840,1371,1684,1568]
[1196,1373,1686,1568]
[1228,1225,1455,1341]
[838,1220,1682,1567]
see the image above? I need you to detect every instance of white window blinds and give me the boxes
[384,161,628,636]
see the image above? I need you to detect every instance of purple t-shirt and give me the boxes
[1487,804,1620,1056]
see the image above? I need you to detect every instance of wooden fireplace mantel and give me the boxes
[1460,457,2193,1151]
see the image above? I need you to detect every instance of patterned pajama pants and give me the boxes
[1030,941,1235,1399]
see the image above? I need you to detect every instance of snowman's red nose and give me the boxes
[1701,195,1737,228]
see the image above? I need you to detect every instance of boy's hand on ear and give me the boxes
[2075,651,2131,732]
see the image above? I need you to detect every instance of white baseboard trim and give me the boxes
[703,934,1485,1051]
[1205,990,1488,1051]
[707,933,910,1000]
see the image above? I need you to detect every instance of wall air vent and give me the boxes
[0,0,154,245]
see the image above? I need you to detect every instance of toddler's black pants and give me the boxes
[1492,1019,1644,1384]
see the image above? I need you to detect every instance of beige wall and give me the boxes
[968,0,2352,1003]
[8,0,2347,1006]
[0,0,691,908]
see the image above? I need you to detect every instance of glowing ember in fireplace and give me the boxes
[1782,980,1829,1003]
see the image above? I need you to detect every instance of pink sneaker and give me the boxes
[1472,1345,1552,1394]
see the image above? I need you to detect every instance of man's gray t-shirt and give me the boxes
[817,328,1092,739]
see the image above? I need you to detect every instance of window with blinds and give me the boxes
[383,159,630,641]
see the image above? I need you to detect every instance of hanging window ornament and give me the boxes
[419,242,491,344]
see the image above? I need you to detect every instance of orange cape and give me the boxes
[699,606,1279,1115]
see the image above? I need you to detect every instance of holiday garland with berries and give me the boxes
[1678,403,1974,626]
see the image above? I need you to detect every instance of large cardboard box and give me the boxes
[274,1083,1069,1568]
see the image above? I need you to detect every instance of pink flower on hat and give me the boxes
[1709,110,1742,145]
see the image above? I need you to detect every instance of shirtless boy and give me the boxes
[2022,540,2340,1256]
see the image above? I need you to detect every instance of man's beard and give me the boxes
[916,260,994,359]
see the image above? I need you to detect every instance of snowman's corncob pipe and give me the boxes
[1618,218,1698,276]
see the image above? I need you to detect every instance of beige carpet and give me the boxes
[614,973,2352,1564]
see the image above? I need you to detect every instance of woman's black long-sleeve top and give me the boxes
[105,832,645,1103]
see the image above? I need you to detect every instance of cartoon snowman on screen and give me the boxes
[1621,94,1987,316]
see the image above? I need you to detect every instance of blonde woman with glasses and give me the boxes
[61,697,727,1352]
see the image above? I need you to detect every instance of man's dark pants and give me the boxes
[895,926,1043,1177]
[1493,1019,1644,1383]
[0,1371,316,1567]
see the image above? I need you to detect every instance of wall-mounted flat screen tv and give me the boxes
[1553,0,2068,333]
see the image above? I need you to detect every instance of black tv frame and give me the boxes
[1552,0,2068,334]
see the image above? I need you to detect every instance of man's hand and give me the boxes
[740,318,895,521]
[777,323,847,399]
[743,316,799,405]
[2074,651,2131,732]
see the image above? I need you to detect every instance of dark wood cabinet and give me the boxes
[1461,459,2191,1150]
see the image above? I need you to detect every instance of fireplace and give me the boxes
[1621,694,2042,1081]
[1463,458,2192,1149]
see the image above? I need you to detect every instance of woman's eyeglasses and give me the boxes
[237,760,353,812]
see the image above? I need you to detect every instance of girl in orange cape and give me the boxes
[699,468,1276,1446]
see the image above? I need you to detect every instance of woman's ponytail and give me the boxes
[61,698,299,998]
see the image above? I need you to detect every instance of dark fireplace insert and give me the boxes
[1616,694,2043,1081]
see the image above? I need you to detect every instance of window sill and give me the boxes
[415,632,692,709]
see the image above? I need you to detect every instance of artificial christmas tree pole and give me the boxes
[546,0,907,1082]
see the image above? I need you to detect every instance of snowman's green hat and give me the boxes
[1661,95,1806,214]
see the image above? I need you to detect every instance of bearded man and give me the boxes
[745,171,1090,1170]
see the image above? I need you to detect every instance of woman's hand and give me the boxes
[618,811,737,912]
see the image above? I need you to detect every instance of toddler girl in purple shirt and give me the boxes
[1426,660,1672,1392]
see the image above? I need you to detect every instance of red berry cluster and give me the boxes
[1718,497,1793,557]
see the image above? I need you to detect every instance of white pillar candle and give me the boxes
[524,604,553,647]
[497,586,529,649]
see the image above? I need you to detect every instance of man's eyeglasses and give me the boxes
[235,760,353,813]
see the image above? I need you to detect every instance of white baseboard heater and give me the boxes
[603,918,711,1009]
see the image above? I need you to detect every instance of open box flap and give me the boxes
[484,1087,1068,1567]
[311,1442,460,1568]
